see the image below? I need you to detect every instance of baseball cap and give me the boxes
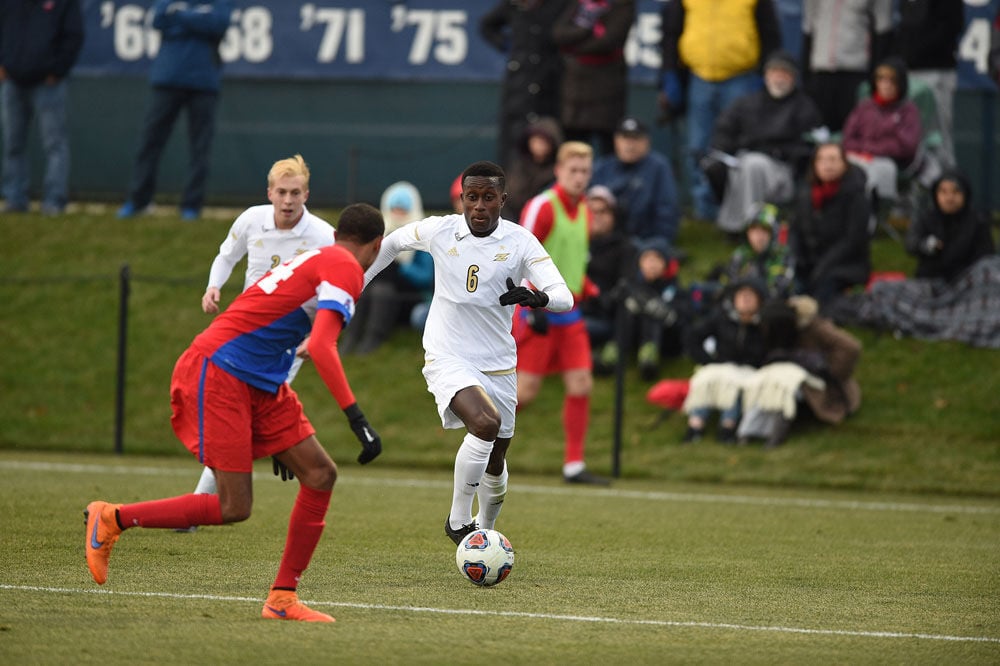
[615,116,649,137]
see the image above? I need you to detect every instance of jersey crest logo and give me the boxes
[253,239,264,247]
[447,247,459,257]
[493,253,510,262]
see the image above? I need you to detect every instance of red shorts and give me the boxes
[514,314,592,375]
[169,348,315,473]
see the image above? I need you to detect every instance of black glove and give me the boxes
[499,277,549,308]
[344,403,381,464]
[526,309,549,335]
[272,456,294,481]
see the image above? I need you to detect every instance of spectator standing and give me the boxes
[479,0,569,170]
[801,0,894,133]
[518,141,609,485]
[659,0,781,221]
[0,0,83,215]
[905,169,996,282]
[895,0,964,169]
[789,142,871,307]
[591,116,680,244]
[552,0,636,157]
[117,0,232,221]
[700,50,822,236]
[504,115,562,223]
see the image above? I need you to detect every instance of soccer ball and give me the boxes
[455,528,514,586]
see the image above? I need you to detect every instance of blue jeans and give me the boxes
[684,72,761,220]
[125,86,219,211]
[1,79,70,212]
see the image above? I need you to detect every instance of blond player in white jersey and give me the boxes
[364,161,574,545]
[188,154,335,502]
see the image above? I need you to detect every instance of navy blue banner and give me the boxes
[78,0,998,89]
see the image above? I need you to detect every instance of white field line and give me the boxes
[3,459,998,516]
[1,584,997,645]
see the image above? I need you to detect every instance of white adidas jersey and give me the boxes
[207,204,336,290]
[365,214,571,372]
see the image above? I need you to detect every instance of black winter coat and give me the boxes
[480,0,569,166]
[0,0,83,85]
[552,0,635,134]
[711,87,823,176]
[684,303,767,368]
[790,164,872,291]
[905,171,997,282]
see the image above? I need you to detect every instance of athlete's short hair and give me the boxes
[556,141,593,165]
[336,203,384,244]
[461,161,506,192]
[268,154,310,189]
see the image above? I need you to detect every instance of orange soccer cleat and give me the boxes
[261,590,335,623]
[84,501,123,585]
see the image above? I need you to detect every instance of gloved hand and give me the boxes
[499,277,549,308]
[272,457,294,481]
[526,309,549,335]
[922,235,942,255]
[344,403,382,464]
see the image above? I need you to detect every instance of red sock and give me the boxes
[118,494,223,529]
[563,394,589,465]
[272,485,332,590]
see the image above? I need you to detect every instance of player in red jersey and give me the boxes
[83,203,385,623]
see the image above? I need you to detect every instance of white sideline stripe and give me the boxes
[1,584,997,644]
[4,460,999,516]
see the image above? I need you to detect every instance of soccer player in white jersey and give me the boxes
[189,154,335,501]
[364,161,574,545]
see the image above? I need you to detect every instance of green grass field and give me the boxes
[1,208,999,663]
[1,450,998,664]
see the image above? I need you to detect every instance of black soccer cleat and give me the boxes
[563,470,611,486]
[445,516,479,546]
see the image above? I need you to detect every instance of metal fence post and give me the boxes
[114,263,130,455]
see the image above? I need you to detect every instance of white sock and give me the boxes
[193,467,217,495]
[475,462,508,530]
[563,461,585,478]
[449,433,493,529]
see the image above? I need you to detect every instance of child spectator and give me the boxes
[721,202,794,299]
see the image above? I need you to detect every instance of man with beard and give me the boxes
[701,51,823,238]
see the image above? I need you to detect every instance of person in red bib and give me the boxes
[518,141,609,485]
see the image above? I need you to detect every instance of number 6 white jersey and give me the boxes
[365,214,572,372]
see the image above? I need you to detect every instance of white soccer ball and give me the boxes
[455,528,514,586]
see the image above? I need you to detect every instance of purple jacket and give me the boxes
[842,97,921,166]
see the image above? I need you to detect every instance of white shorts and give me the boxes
[422,355,516,439]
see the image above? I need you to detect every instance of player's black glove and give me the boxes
[344,403,381,464]
[499,277,549,308]
[272,456,294,481]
